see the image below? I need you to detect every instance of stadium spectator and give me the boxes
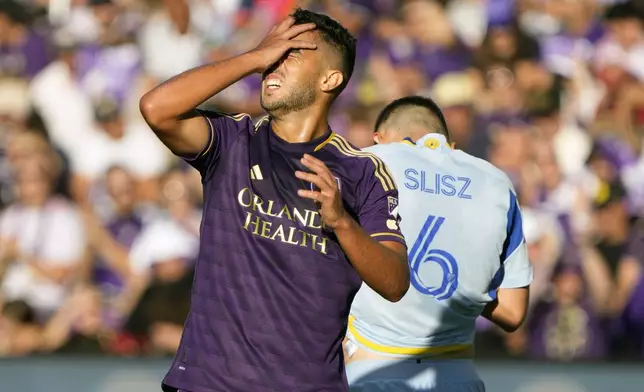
[69,97,170,205]
[0,0,50,79]
[0,157,85,321]
[41,285,115,355]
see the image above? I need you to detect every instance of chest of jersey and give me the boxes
[202,126,359,263]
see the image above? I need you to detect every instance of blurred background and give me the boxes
[0,0,644,390]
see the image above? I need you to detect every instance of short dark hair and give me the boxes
[292,8,357,94]
[605,1,644,22]
[374,95,449,137]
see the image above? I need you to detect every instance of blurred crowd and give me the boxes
[0,0,643,362]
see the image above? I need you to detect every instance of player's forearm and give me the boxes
[140,52,260,129]
[482,287,529,333]
[334,216,409,302]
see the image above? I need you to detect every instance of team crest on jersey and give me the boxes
[310,176,341,192]
[387,196,399,217]
[424,137,441,149]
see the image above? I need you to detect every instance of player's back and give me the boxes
[349,133,527,354]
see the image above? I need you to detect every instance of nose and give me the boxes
[263,55,288,79]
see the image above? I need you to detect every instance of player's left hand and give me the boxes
[296,154,347,230]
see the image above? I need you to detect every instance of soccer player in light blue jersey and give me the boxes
[345,96,533,392]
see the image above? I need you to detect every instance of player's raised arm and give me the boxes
[482,190,533,332]
[296,154,409,302]
[139,17,317,157]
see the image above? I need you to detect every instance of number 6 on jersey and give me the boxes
[408,215,459,300]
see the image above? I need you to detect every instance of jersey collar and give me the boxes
[403,134,451,151]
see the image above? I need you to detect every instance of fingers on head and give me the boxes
[276,16,296,33]
[284,22,317,39]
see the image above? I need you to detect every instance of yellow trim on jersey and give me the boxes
[370,232,405,241]
[348,316,471,356]
[225,113,251,122]
[329,135,396,192]
[197,111,251,157]
[199,112,215,157]
[314,131,336,152]
[401,140,415,146]
[254,115,270,132]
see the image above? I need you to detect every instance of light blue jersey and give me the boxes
[348,133,533,357]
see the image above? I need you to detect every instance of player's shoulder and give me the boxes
[326,134,382,166]
[197,109,255,130]
[362,142,411,159]
[451,149,514,191]
[198,109,252,122]
[326,134,397,191]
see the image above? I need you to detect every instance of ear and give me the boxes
[373,132,381,144]
[320,70,344,93]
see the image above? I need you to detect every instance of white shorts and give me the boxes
[346,358,485,392]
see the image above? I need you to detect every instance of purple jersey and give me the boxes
[162,111,405,392]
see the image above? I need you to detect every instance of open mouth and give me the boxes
[264,73,283,91]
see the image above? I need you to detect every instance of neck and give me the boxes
[408,130,430,142]
[270,105,330,143]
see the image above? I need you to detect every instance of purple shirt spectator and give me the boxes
[540,22,604,77]
[94,214,143,294]
[528,298,607,361]
[76,43,141,104]
[527,263,607,361]
[0,30,50,78]
[94,213,143,328]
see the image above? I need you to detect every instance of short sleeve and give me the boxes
[491,190,533,293]
[356,158,406,246]
[39,207,86,265]
[183,110,252,177]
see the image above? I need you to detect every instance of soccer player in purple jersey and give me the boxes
[139,8,410,392]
